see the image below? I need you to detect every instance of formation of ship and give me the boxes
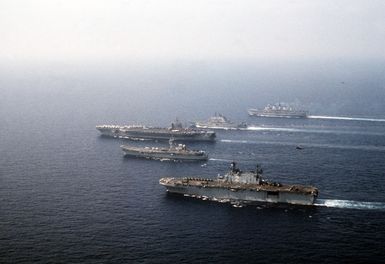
[121,139,208,161]
[248,103,308,118]
[160,162,318,206]
[97,103,319,206]
[193,113,248,130]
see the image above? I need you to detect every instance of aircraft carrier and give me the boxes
[96,120,216,142]
[121,141,208,161]
[248,104,308,118]
[160,162,318,206]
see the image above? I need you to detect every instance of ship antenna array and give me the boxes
[169,137,175,148]
[256,164,263,176]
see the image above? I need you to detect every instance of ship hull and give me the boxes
[121,149,208,161]
[248,109,307,119]
[97,127,216,142]
[161,184,316,206]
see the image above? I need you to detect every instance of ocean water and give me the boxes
[1,63,385,263]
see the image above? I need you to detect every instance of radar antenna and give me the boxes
[169,137,175,148]
[230,161,240,174]
[256,164,263,177]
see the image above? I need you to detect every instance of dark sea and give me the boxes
[1,61,385,263]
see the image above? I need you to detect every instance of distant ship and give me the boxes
[160,162,318,206]
[96,120,216,142]
[194,113,248,130]
[121,140,208,161]
[248,104,308,118]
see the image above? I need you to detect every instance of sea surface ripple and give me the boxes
[1,89,385,263]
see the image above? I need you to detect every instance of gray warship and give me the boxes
[194,113,247,130]
[248,104,308,118]
[96,120,216,142]
[160,162,318,206]
[121,140,208,161]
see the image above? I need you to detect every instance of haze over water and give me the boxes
[1,1,385,263]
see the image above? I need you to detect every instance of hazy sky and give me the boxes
[1,0,385,62]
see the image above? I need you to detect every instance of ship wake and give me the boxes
[308,115,385,122]
[221,139,385,152]
[209,158,234,162]
[178,195,385,210]
[315,199,385,211]
[246,125,384,136]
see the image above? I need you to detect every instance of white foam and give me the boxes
[221,139,248,143]
[247,126,299,132]
[308,115,385,122]
[209,158,233,162]
[246,126,384,136]
[315,199,385,211]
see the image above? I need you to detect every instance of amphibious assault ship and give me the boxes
[160,162,318,206]
[121,140,208,161]
[194,113,247,130]
[96,120,216,142]
[248,104,308,118]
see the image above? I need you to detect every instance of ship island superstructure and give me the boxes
[194,113,247,130]
[160,162,318,206]
[248,104,308,118]
[121,140,208,161]
[96,120,216,142]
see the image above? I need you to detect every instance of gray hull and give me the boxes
[122,149,208,161]
[162,184,316,206]
[248,109,308,119]
[97,127,216,142]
